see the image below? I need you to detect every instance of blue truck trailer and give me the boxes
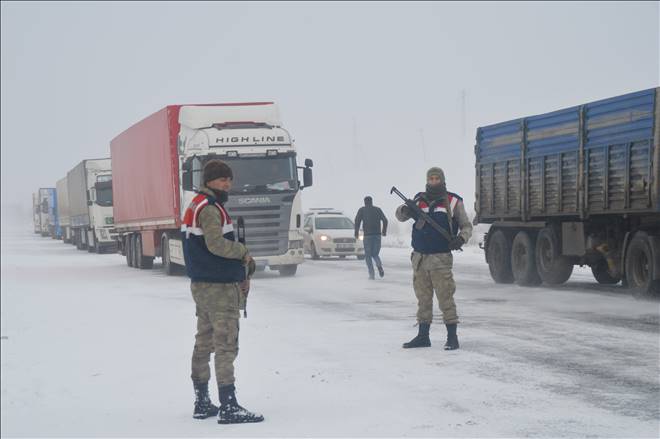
[37,188,61,239]
[476,87,660,296]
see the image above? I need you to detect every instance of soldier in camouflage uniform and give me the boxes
[182,160,263,424]
[395,167,472,350]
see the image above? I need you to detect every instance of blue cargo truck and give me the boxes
[37,188,61,239]
[476,88,660,296]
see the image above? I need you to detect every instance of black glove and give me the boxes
[448,236,465,251]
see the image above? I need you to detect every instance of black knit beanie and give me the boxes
[203,160,233,184]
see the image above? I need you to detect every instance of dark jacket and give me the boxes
[410,191,462,254]
[355,205,388,236]
[182,186,248,283]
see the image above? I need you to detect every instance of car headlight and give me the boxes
[320,235,329,241]
[359,235,364,241]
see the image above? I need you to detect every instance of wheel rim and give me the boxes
[512,240,528,273]
[163,238,170,269]
[538,235,553,271]
[631,249,650,287]
[492,241,503,268]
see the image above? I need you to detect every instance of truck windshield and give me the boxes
[315,217,354,230]
[186,155,298,194]
[95,178,113,207]
[224,156,297,194]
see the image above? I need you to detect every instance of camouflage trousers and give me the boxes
[190,282,241,386]
[411,252,459,325]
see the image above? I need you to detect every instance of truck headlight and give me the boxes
[320,235,329,241]
[289,240,303,249]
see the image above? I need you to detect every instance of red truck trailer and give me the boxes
[111,102,313,274]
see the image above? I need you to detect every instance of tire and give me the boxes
[625,231,660,298]
[279,265,297,276]
[486,229,514,283]
[357,255,365,260]
[162,235,183,276]
[87,230,96,253]
[127,235,135,267]
[511,231,542,286]
[535,227,573,285]
[76,229,87,251]
[591,259,621,285]
[310,242,320,260]
[134,234,154,269]
[339,255,346,259]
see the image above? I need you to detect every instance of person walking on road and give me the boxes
[355,196,388,280]
[182,159,263,424]
[395,167,472,350]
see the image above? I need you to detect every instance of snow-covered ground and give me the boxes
[2,226,659,437]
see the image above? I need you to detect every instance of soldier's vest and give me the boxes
[410,191,461,254]
[181,193,245,283]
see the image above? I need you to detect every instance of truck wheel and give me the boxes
[135,234,154,269]
[625,231,660,298]
[310,242,320,260]
[535,227,573,285]
[162,235,183,275]
[357,255,365,260]
[87,230,96,253]
[486,229,514,283]
[511,231,542,286]
[279,265,297,276]
[591,259,621,284]
[127,235,135,267]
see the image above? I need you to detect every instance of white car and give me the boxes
[303,209,365,260]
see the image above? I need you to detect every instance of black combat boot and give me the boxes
[377,265,385,278]
[444,323,459,350]
[193,381,219,419]
[402,323,431,348]
[217,384,264,424]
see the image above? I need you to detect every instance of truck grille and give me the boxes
[228,203,291,257]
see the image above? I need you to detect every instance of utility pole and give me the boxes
[352,117,360,168]
[461,88,467,139]
[419,128,427,163]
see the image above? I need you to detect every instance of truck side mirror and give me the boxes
[304,158,314,168]
[303,167,313,188]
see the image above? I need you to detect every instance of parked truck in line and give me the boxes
[37,188,60,238]
[66,159,117,253]
[32,192,42,234]
[56,177,72,243]
[476,87,660,296]
[110,102,313,276]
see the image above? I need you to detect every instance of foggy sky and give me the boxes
[1,1,658,224]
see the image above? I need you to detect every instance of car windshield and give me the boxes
[189,155,298,194]
[315,217,354,230]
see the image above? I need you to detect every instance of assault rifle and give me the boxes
[389,186,463,251]
[236,217,249,317]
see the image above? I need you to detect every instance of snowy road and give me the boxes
[2,228,659,437]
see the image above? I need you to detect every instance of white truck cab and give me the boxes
[172,103,313,276]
